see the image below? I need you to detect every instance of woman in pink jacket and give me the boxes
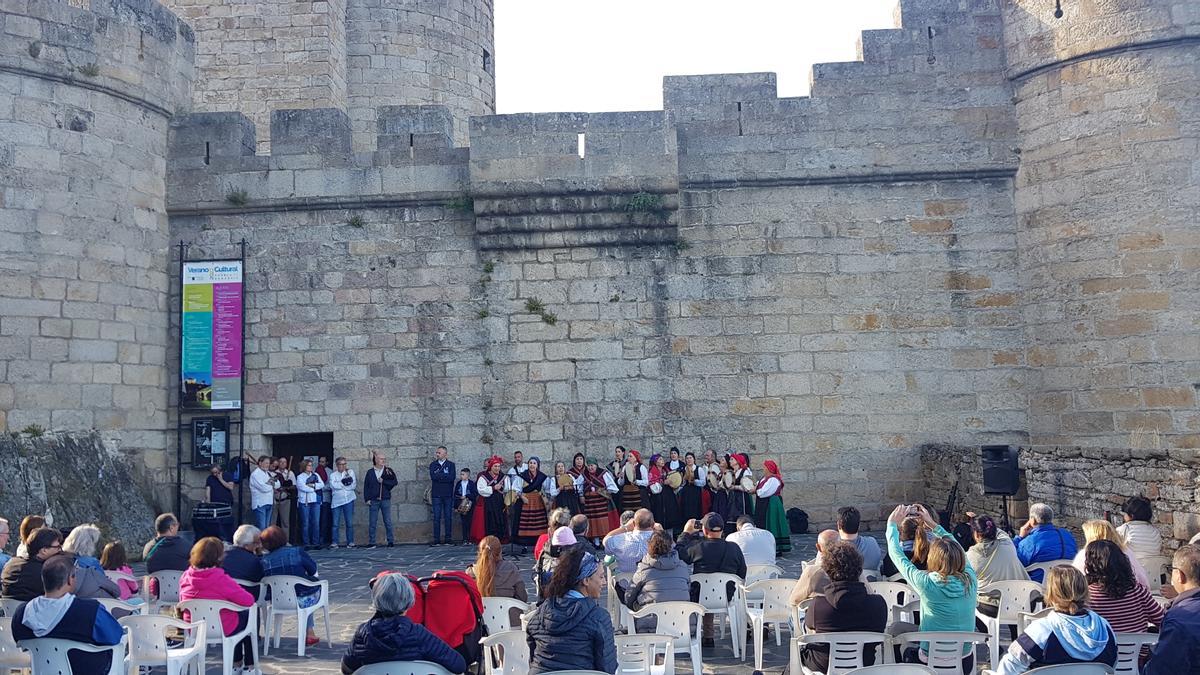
[179,537,258,675]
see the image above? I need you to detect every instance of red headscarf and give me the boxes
[628,450,641,463]
[484,455,503,471]
[756,460,783,495]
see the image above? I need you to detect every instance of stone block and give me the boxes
[377,105,453,150]
[169,112,256,162]
[270,108,352,156]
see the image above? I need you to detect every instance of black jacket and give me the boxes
[341,613,466,674]
[145,536,190,574]
[430,460,456,498]
[527,595,618,674]
[454,478,478,502]
[679,536,746,602]
[222,547,265,600]
[363,467,398,502]
[802,580,889,673]
[1,556,45,601]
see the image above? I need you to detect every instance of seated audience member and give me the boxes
[800,542,888,673]
[534,508,572,566]
[179,537,258,674]
[789,529,839,606]
[881,516,931,577]
[61,524,118,600]
[144,513,191,573]
[223,525,265,600]
[838,506,882,572]
[996,565,1116,675]
[967,514,1030,627]
[1012,503,1078,582]
[1144,544,1200,675]
[1072,519,1150,588]
[1116,496,1162,575]
[99,542,139,601]
[526,548,617,675]
[679,513,747,647]
[11,554,123,673]
[0,518,12,569]
[467,535,528,602]
[570,514,599,556]
[341,572,466,674]
[260,525,321,646]
[621,531,690,632]
[886,504,978,670]
[14,516,45,559]
[2,527,63,601]
[604,508,657,574]
[620,510,636,527]
[727,515,777,567]
[1084,540,1162,662]
[535,527,580,596]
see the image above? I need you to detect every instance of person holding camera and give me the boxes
[329,457,357,548]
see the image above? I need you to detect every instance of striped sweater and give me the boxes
[1087,582,1164,633]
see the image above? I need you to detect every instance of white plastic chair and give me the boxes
[20,631,128,675]
[0,617,31,673]
[860,568,882,582]
[102,570,140,590]
[145,570,183,614]
[866,581,912,628]
[1024,559,1074,583]
[1113,632,1158,675]
[615,633,676,675]
[1141,555,1170,592]
[1017,607,1053,633]
[744,564,786,608]
[690,572,743,658]
[851,665,936,674]
[118,615,206,675]
[630,601,705,675]
[791,631,890,675]
[983,666,1114,675]
[976,580,1043,670]
[352,661,456,675]
[479,629,527,675]
[96,597,144,617]
[260,575,331,656]
[606,571,634,625]
[481,597,530,634]
[742,579,796,670]
[893,631,988,675]
[176,598,258,675]
[0,600,22,619]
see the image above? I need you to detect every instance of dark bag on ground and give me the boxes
[787,508,809,534]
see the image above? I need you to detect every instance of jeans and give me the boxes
[332,502,355,546]
[253,505,273,531]
[299,502,320,546]
[431,496,453,543]
[368,499,393,545]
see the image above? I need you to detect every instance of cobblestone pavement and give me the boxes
[144,533,820,674]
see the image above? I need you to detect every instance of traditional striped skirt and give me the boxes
[516,492,548,543]
[582,491,614,538]
[619,482,643,512]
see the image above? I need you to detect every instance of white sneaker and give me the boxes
[242,668,261,675]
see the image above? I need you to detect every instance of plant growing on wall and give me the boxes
[225,188,249,206]
[77,63,100,77]
[625,191,663,213]
[446,195,474,214]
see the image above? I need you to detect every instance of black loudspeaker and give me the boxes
[981,445,1019,495]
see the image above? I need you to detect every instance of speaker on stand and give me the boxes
[981,445,1019,534]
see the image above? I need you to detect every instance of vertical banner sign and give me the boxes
[181,261,243,410]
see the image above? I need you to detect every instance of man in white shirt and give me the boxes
[506,450,528,548]
[248,455,278,530]
[727,515,777,566]
[603,508,659,573]
[328,457,356,548]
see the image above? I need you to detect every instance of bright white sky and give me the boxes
[494,0,899,114]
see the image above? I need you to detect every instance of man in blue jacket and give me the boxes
[1012,503,1078,582]
[363,453,398,548]
[429,446,456,547]
[13,555,123,673]
[1145,544,1200,675]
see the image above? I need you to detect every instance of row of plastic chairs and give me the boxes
[0,616,206,675]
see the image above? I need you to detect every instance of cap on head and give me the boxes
[702,512,724,532]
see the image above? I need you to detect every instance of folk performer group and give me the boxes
[468,446,790,554]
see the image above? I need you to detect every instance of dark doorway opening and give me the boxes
[269,433,335,545]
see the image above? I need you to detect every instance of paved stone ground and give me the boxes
[139,533,820,674]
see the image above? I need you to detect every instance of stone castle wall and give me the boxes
[0,0,193,511]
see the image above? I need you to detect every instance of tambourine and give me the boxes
[504,490,520,507]
[556,474,575,490]
[456,497,473,514]
[740,474,755,492]
[706,468,720,489]
[664,472,683,490]
[720,472,734,490]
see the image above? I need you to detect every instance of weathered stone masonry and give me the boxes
[1,0,1198,542]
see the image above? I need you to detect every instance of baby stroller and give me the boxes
[380,571,486,670]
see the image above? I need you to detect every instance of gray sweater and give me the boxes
[625,551,692,632]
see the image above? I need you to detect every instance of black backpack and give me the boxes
[787,508,809,534]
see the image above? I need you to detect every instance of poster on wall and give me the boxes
[192,416,229,468]
[181,260,243,410]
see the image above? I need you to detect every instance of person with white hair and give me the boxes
[341,572,466,674]
[61,524,119,600]
[1012,503,1079,583]
[222,525,264,600]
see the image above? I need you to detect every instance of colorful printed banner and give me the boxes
[181,261,243,410]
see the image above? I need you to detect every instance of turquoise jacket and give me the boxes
[886,522,978,646]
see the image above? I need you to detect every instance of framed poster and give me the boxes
[192,416,229,468]
[181,260,243,410]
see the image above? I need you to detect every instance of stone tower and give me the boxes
[0,0,194,500]
[162,0,495,150]
[1002,0,1200,448]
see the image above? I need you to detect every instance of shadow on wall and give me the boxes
[0,431,159,558]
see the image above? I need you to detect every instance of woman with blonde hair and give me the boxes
[466,535,527,602]
[995,565,1116,675]
[1071,519,1150,588]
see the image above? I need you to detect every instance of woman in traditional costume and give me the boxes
[470,456,508,543]
[616,450,647,512]
[647,454,683,535]
[581,457,618,545]
[727,452,755,523]
[709,455,731,521]
[753,460,791,554]
[667,447,683,472]
[679,451,705,523]
[513,456,550,547]
[548,460,582,515]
